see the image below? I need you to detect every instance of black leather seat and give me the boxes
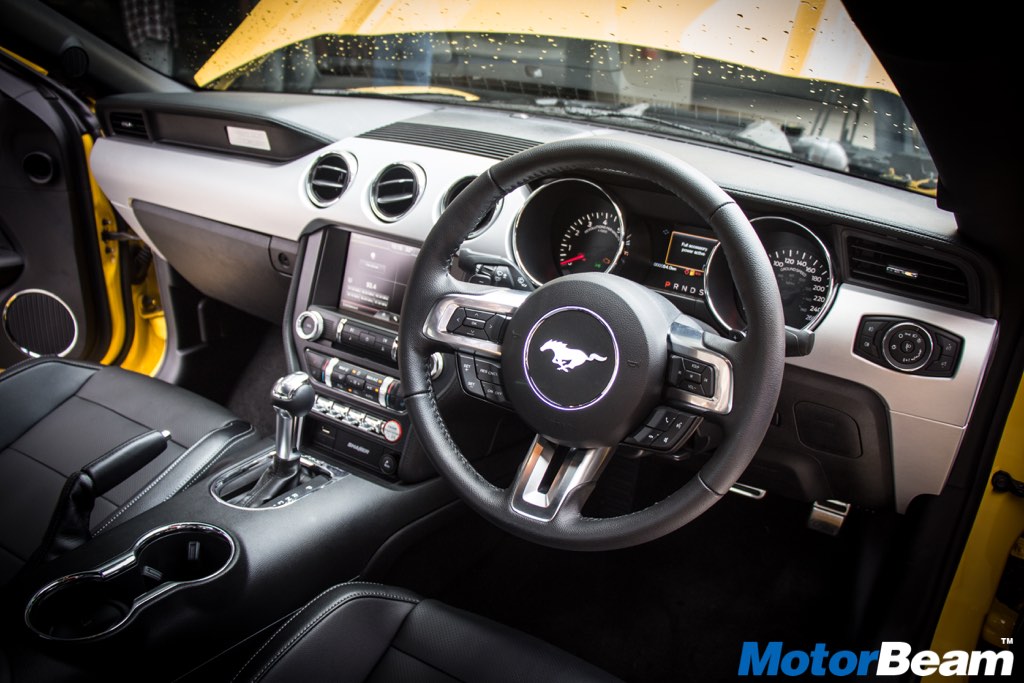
[235,582,620,682]
[0,358,256,582]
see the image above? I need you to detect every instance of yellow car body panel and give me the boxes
[932,377,1024,677]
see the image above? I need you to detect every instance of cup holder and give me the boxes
[26,523,235,641]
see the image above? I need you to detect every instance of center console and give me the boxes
[289,228,476,483]
[2,224,535,682]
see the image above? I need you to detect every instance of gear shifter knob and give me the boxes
[272,372,315,417]
[272,372,314,463]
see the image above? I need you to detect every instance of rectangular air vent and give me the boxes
[846,236,971,307]
[108,111,149,139]
[359,122,538,160]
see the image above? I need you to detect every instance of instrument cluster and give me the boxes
[511,179,836,331]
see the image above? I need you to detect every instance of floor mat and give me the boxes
[379,493,865,682]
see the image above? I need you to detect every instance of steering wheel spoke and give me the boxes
[664,314,736,417]
[423,284,529,357]
[508,435,613,523]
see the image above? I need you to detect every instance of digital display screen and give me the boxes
[339,233,420,325]
[646,229,718,298]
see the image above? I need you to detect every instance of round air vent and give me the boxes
[306,152,354,207]
[442,176,501,238]
[370,163,424,222]
[3,289,78,357]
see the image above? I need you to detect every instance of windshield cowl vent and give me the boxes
[846,235,973,308]
[359,123,538,160]
[442,176,499,238]
[108,111,149,139]
[306,152,354,207]
[370,163,423,222]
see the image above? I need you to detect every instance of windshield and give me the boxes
[45,0,935,195]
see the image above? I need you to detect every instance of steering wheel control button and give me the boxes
[457,353,486,397]
[482,382,510,405]
[446,308,467,332]
[669,355,715,397]
[484,314,507,342]
[474,358,502,383]
[645,407,676,430]
[523,307,618,410]
[448,307,500,340]
[629,407,702,451]
[627,427,661,447]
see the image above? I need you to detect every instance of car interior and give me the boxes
[0,1,1022,681]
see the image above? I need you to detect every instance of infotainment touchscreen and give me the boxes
[645,229,719,298]
[339,233,420,325]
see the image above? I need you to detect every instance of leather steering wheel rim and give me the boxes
[399,138,785,551]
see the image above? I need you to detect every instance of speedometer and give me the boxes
[705,216,835,331]
[767,246,831,328]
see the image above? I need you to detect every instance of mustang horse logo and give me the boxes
[539,340,608,372]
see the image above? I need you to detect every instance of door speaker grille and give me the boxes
[2,289,78,357]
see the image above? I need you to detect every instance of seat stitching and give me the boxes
[387,643,470,683]
[163,425,255,501]
[177,425,254,491]
[4,446,72,479]
[230,585,342,683]
[249,591,418,683]
[93,425,229,534]
[0,358,98,384]
[74,394,182,446]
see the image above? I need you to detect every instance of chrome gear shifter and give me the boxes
[236,372,315,508]
[272,371,315,464]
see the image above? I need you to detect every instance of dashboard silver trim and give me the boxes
[786,284,997,511]
[510,178,626,287]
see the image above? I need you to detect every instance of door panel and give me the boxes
[0,59,115,367]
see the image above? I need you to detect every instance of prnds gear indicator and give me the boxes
[648,230,718,297]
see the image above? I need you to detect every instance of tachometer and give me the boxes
[557,211,624,275]
[512,178,627,285]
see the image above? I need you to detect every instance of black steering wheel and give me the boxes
[399,138,785,551]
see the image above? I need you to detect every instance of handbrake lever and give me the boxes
[24,429,171,569]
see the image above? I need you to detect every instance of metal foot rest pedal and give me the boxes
[807,500,850,536]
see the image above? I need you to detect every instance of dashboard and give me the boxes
[87,91,999,514]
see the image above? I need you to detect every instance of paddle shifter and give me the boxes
[236,372,315,508]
